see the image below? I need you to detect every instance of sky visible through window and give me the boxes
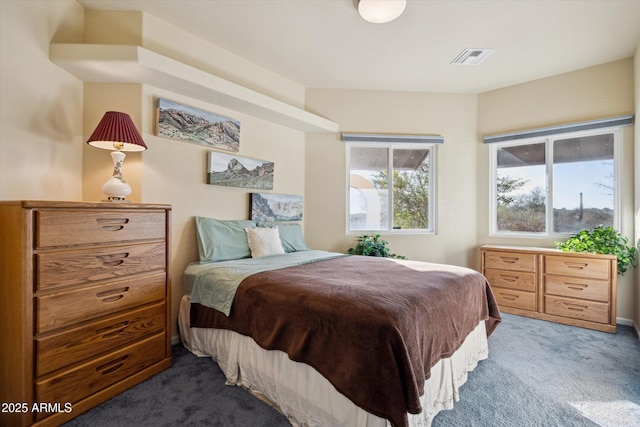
[500,160,613,210]
[554,160,613,209]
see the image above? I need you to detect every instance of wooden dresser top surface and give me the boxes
[0,200,171,210]
[481,244,616,260]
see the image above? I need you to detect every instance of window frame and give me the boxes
[489,127,622,238]
[346,141,437,235]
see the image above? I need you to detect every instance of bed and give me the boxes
[178,217,501,427]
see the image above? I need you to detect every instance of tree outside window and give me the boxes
[349,144,434,233]
[493,130,617,236]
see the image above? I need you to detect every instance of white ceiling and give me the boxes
[78,0,640,94]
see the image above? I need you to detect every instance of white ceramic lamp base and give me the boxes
[101,150,132,202]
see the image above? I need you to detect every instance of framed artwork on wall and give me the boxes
[156,98,240,152]
[208,151,274,189]
[251,193,303,222]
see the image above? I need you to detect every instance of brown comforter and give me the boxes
[190,255,501,427]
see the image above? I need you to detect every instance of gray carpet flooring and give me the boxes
[64,313,640,426]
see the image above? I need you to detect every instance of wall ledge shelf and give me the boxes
[50,43,339,133]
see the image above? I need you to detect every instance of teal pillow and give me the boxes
[195,217,256,262]
[258,222,309,253]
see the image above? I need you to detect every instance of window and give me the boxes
[347,141,436,233]
[490,127,621,236]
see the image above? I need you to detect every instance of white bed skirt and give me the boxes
[178,295,488,427]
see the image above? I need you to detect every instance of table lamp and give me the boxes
[86,111,147,202]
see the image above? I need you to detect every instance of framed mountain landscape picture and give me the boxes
[250,193,303,222]
[208,151,274,189]
[156,98,240,152]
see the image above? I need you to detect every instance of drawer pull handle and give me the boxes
[101,295,124,303]
[501,293,519,301]
[565,282,588,291]
[499,256,519,264]
[563,302,588,312]
[96,321,130,339]
[564,262,588,270]
[96,252,130,267]
[96,355,128,375]
[96,218,130,232]
[96,286,129,303]
[499,274,518,282]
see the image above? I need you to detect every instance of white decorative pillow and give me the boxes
[245,226,285,258]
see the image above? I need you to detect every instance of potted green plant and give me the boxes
[555,225,637,275]
[347,234,406,259]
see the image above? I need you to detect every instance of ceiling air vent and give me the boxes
[451,48,494,65]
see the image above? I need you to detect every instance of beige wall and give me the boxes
[83,83,145,203]
[305,89,480,267]
[81,12,307,341]
[0,0,85,200]
[82,80,306,342]
[1,4,307,342]
[82,13,307,341]
[1,2,638,332]
[478,59,634,136]
[306,59,636,323]
[635,41,640,333]
[477,59,636,322]
[139,85,305,337]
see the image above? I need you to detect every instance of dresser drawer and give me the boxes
[36,334,165,406]
[493,288,536,311]
[545,276,609,302]
[484,269,536,292]
[484,251,536,272]
[36,273,166,333]
[35,210,166,248]
[544,255,610,280]
[545,295,609,324]
[36,242,166,291]
[36,303,165,376]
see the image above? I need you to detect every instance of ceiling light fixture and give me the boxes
[358,0,406,24]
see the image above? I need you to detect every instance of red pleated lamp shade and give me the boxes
[87,111,147,152]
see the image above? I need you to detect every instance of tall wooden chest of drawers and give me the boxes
[0,201,172,426]
[481,245,617,333]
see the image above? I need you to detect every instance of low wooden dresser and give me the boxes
[481,245,617,333]
[0,201,172,426]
